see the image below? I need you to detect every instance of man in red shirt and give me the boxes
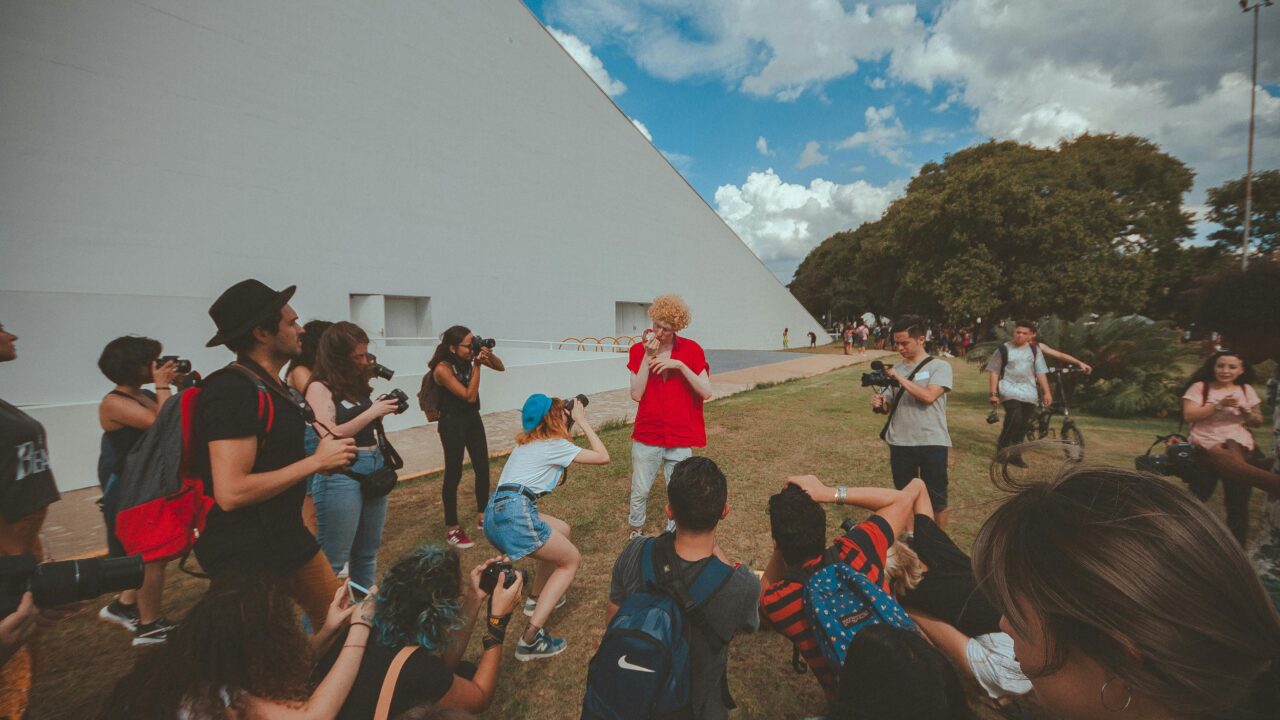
[627,294,712,538]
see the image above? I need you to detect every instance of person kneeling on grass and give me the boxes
[482,393,609,660]
[312,546,525,718]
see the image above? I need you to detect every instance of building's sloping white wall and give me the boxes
[0,0,827,488]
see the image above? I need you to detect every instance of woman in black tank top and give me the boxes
[96,335,185,644]
[304,322,400,589]
[428,325,505,549]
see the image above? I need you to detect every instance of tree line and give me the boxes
[788,133,1278,327]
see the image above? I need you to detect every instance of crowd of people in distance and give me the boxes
[1,263,1279,719]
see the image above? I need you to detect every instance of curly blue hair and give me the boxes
[371,544,464,652]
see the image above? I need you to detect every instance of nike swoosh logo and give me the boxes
[617,655,655,673]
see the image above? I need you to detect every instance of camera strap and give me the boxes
[879,356,933,441]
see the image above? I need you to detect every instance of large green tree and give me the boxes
[790,134,1198,323]
[1206,169,1280,256]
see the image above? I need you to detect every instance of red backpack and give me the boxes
[113,365,274,564]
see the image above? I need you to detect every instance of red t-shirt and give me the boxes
[628,336,709,448]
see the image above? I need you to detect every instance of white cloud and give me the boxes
[631,118,653,142]
[756,135,773,156]
[714,169,902,280]
[796,141,829,169]
[869,77,888,90]
[546,26,627,97]
[837,105,909,166]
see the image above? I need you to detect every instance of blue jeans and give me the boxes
[483,489,552,562]
[629,442,692,530]
[312,449,388,587]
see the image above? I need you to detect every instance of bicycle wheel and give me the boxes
[1060,421,1085,462]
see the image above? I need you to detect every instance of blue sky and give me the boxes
[523,1,1279,282]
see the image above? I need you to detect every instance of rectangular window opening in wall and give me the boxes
[349,294,432,346]
[615,301,651,339]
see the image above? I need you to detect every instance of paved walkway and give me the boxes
[40,350,893,559]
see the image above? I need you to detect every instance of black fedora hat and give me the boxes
[206,279,297,347]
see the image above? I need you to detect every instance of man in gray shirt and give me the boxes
[871,315,953,528]
[984,320,1052,464]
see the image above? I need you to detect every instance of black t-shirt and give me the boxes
[437,361,480,417]
[314,634,454,719]
[0,399,60,523]
[192,361,317,576]
[609,536,760,720]
[901,514,1001,637]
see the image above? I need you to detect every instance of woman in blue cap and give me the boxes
[482,393,609,660]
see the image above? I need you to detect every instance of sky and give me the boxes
[522,0,1280,283]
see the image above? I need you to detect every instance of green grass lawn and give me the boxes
[31,353,1272,719]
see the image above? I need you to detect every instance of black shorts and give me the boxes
[889,445,949,509]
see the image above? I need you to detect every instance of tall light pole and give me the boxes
[1240,0,1273,270]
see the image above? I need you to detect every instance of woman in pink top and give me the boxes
[1181,351,1265,543]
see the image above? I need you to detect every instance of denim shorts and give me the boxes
[483,489,551,561]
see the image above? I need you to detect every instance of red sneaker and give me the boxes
[446,527,475,549]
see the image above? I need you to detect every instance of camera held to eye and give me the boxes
[379,389,410,414]
[861,360,898,388]
[469,336,496,354]
[157,355,192,374]
[367,354,394,381]
[479,562,528,595]
[564,394,589,429]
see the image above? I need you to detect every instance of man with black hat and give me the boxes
[197,279,356,626]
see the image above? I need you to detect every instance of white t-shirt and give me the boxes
[987,343,1048,404]
[497,438,582,495]
[966,632,1032,699]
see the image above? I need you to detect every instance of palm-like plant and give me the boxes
[969,314,1190,417]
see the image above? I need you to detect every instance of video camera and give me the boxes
[379,389,411,415]
[1134,434,1200,477]
[0,555,143,619]
[469,336,496,354]
[861,360,898,389]
[478,561,528,595]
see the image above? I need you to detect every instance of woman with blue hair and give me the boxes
[314,545,525,718]
[483,393,610,661]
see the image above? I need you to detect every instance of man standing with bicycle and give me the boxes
[870,315,953,529]
[986,320,1052,465]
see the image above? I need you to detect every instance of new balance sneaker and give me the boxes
[446,527,475,549]
[628,527,644,541]
[133,617,176,646]
[98,599,140,631]
[515,628,567,661]
[523,594,567,617]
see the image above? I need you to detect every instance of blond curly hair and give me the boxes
[649,294,691,331]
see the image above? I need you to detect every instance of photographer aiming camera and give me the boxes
[429,325,505,549]
[868,316,954,528]
[96,335,190,645]
[304,322,402,588]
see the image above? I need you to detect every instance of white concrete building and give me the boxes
[0,0,826,492]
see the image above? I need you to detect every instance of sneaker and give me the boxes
[523,595,567,617]
[515,628,567,661]
[447,527,475,549]
[98,599,139,631]
[628,527,644,541]
[133,617,176,646]
[477,516,485,530]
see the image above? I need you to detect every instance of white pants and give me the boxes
[628,441,692,530]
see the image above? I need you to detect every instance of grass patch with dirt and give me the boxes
[30,355,1270,719]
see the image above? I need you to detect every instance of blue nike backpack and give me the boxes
[788,552,917,671]
[581,534,733,720]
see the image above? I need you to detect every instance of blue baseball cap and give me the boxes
[521,393,553,432]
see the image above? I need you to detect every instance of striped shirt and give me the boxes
[759,515,893,695]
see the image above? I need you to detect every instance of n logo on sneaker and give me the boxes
[617,655,655,673]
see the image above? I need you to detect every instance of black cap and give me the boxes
[205,279,296,348]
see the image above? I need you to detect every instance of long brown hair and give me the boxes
[973,462,1280,719]
[516,397,573,445]
[308,321,372,403]
[98,576,313,719]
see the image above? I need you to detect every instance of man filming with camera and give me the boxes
[868,316,953,529]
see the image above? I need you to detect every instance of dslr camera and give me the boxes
[478,561,528,595]
[564,393,589,429]
[861,360,898,389]
[1,555,143,619]
[367,354,394,381]
[1134,434,1200,477]
[379,389,410,415]
[469,336,496,354]
[157,355,192,375]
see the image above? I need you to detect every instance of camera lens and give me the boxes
[29,556,143,607]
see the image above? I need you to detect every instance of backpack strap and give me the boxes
[997,343,1009,381]
[374,646,418,720]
